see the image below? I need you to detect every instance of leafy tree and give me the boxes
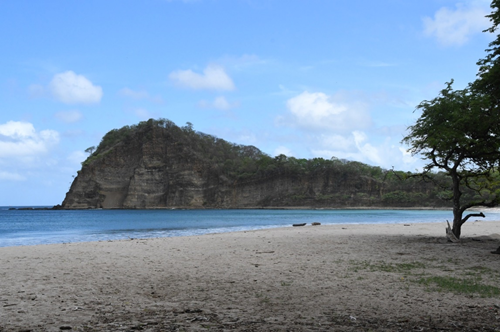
[473,0,500,102]
[402,82,500,239]
[474,0,500,251]
[85,146,95,155]
[403,1,500,240]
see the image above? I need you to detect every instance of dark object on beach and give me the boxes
[293,223,306,227]
[312,222,321,226]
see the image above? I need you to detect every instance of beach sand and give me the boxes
[1,220,500,331]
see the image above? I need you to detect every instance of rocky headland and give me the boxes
[61,119,448,209]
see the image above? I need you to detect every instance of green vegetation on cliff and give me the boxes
[78,118,455,208]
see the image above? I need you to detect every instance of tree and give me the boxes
[403,1,500,241]
[474,0,500,252]
[402,82,500,239]
[473,0,500,102]
[85,146,96,155]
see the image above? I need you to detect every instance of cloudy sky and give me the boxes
[0,0,496,205]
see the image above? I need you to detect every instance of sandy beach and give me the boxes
[2,220,500,331]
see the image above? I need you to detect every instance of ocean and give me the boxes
[1,207,500,247]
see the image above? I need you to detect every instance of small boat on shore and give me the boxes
[292,223,307,227]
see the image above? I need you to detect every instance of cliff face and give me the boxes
[64,123,207,208]
[62,119,442,209]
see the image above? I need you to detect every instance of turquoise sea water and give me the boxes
[1,207,500,247]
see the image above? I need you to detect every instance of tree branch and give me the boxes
[460,212,485,226]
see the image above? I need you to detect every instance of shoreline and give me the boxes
[2,221,500,331]
[3,207,500,249]
[4,205,455,211]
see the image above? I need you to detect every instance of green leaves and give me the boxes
[404,80,500,171]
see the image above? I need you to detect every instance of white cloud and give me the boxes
[118,88,163,103]
[212,96,232,110]
[67,150,87,165]
[275,89,425,170]
[307,130,420,170]
[198,96,238,110]
[309,131,382,165]
[311,149,360,162]
[237,131,258,145]
[49,71,103,104]
[54,110,83,123]
[319,134,355,151]
[0,122,62,184]
[119,87,149,99]
[0,121,59,158]
[169,65,235,91]
[399,147,417,165]
[423,2,490,46]
[134,108,155,119]
[0,171,26,181]
[284,91,371,132]
[353,131,383,166]
[274,146,293,157]
[275,84,296,96]
[288,91,346,117]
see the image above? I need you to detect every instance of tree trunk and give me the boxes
[452,208,463,239]
[448,167,488,239]
[452,210,486,240]
[451,171,463,239]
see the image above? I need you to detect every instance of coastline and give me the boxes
[2,221,500,331]
[4,207,500,249]
[4,205,454,210]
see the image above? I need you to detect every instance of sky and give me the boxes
[0,0,496,206]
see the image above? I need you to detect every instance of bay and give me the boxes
[1,207,500,247]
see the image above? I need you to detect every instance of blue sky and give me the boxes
[0,0,496,205]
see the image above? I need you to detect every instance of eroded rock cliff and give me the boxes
[62,119,445,209]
